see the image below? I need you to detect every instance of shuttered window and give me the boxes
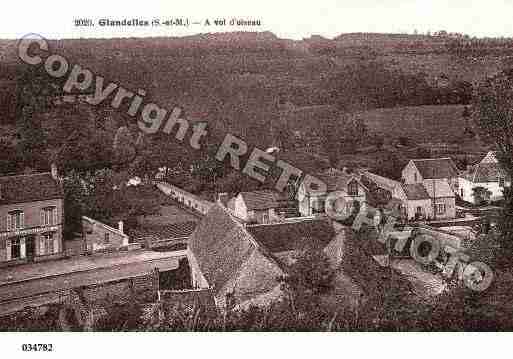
[41,207,57,226]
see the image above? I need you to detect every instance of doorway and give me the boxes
[25,236,35,261]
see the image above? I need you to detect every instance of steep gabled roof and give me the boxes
[247,218,335,253]
[472,162,507,183]
[188,204,284,294]
[411,158,458,179]
[0,173,63,206]
[239,190,279,210]
[481,151,498,164]
[360,171,402,192]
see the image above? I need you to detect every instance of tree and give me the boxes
[280,245,336,312]
[17,104,49,170]
[474,70,513,251]
[62,170,87,239]
[321,113,367,166]
[0,139,21,175]
[472,186,492,205]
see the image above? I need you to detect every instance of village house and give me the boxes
[230,190,281,224]
[400,158,457,220]
[81,217,130,253]
[402,158,459,193]
[396,181,456,220]
[297,168,368,217]
[459,151,511,204]
[360,169,455,221]
[0,165,64,266]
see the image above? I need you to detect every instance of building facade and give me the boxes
[0,171,64,266]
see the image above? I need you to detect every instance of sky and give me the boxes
[1,0,512,40]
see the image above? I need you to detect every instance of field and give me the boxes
[355,104,467,143]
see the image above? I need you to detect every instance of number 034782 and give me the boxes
[21,344,53,352]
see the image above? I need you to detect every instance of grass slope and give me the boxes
[355,104,466,143]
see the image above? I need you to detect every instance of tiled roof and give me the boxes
[0,173,63,205]
[131,221,197,240]
[401,183,430,200]
[188,204,283,293]
[247,218,336,254]
[472,163,507,183]
[412,158,458,179]
[239,190,279,210]
[360,171,401,192]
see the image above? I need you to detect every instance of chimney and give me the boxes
[118,220,124,234]
[51,163,58,180]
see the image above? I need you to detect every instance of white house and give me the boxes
[459,151,511,204]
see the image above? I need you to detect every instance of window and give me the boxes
[346,201,354,214]
[312,198,325,214]
[499,177,505,187]
[10,238,21,259]
[414,173,418,182]
[41,207,57,226]
[40,232,55,255]
[461,189,464,197]
[348,181,358,196]
[436,203,446,215]
[104,233,110,244]
[7,211,24,231]
[263,213,269,223]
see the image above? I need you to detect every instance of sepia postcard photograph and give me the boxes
[0,0,512,357]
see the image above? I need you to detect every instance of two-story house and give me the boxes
[0,167,64,266]
[401,158,457,220]
[297,169,367,217]
[402,158,459,193]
